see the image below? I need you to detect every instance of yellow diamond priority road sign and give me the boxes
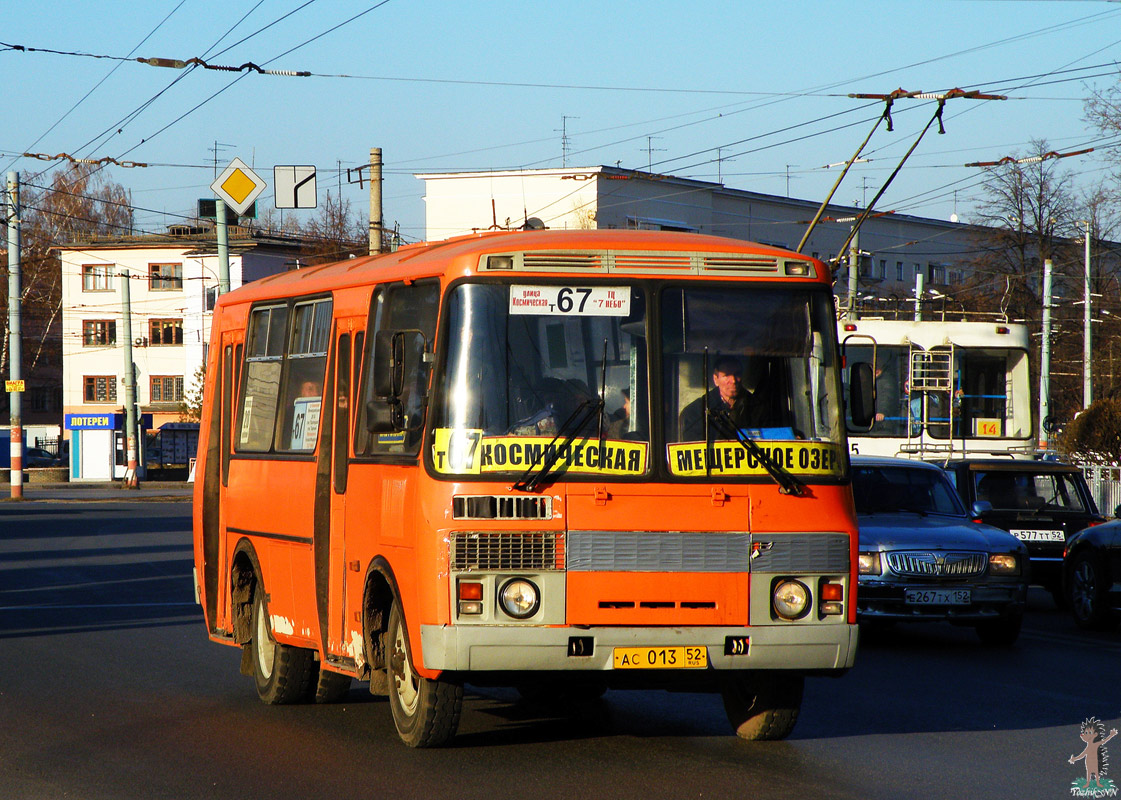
[210,158,267,216]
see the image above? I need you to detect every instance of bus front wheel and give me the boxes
[386,602,463,747]
[251,593,314,704]
[720,673,803,741]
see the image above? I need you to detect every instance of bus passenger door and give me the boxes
[208,329,242,636]
[328,322,359,660]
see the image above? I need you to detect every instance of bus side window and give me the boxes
[237,305,288,452]
[360,281,438,457]
[276,298,333,453]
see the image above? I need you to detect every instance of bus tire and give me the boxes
[308,665,353,704]
[251,593,314,704]
[387,601,462,748]
[720,673,803,741]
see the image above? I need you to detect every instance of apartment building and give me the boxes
[56,225,314,479]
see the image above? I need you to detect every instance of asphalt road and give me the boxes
[0,495,1115,799]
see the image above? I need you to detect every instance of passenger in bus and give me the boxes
[299,380,321,398]
[679,355,779,440]
[606,389,631,438]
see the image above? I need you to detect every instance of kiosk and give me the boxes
[65,413,152,482]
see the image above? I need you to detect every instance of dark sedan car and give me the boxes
[24,447,62,468]
[1063,521,1121,630]
[943,458,1104,603]
[853,456,1028,645]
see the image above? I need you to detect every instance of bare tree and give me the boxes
[965,139,1079,317]
[298,191,369,264]
[0,164,133,417]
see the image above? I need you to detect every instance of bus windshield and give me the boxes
[432,281,844,481]
[662,286,843,478]
[432,282,649,478]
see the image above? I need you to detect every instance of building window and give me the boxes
[149,319,183,345]
[84,375,117,403]
[149,263,183,291]
[878,259,886,279]
[82,320,116,347]
[150,375,184,403]
[896,262,904,281]
[204,285,219,312]
[82,264,113,292]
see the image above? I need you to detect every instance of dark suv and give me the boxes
[943,459,1104,602]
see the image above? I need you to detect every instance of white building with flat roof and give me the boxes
[418,165,981,301]
[56,226,313,479]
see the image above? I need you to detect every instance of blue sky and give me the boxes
[3,1,1120,242]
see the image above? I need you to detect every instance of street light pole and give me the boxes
[1040,258,1053,449]
[1084,219,1092,409]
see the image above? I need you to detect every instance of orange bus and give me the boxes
[192,229,870,747]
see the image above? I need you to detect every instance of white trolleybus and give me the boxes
[839,316,1033,459]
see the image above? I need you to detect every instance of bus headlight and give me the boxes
[499,578,540,619]
[772,579,810,620]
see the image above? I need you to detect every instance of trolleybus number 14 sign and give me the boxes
[510,285,630,316]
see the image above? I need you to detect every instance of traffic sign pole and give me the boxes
[217,199,230,295]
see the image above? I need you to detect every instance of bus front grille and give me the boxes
[451,531,565,571]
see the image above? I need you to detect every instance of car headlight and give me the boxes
[772,579,810,620]
[858,552,882,575]
[988,553,1020,576]
[498,578,540,619]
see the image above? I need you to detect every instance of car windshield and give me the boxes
[972,470,1087,512]
[852,464,965,516]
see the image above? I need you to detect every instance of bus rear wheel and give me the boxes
[720,673,803,741]
[251,593,314,704]
[307,664,352,704]
[386,602,462,748]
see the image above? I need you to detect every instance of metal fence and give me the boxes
[1081,464,1121,518]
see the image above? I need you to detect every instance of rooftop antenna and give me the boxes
[557,116,579,167]
[644,136,665,172]
[210,140,236,178]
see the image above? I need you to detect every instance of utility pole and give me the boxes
[914,270,924,322]
[847,229,860,318]
[120,271,140,488]
[1084,219,1093,409]
[368,147,383,255]
[1040,258,1053,449]
[6,172,23,500]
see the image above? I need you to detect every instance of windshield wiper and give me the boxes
[515,339,611,494]
[708,407,806,497]
[513,398,603,492]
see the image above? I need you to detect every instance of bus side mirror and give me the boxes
[373,330,405,398]
[366,399,403,433]
[849,362,875,429]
